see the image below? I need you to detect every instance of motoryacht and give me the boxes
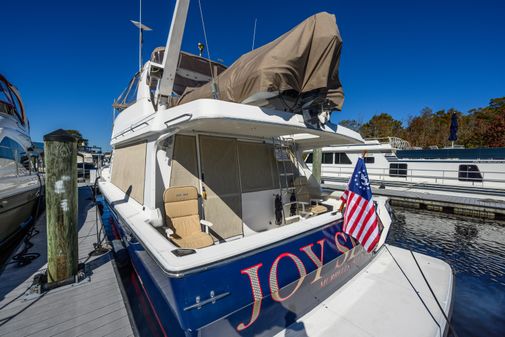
[99,2,454,336]
[0,74,42,247]
[305,137,505,199]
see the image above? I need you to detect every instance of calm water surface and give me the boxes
[387,207,505,337]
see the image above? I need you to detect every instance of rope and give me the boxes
[9,225,40,266]
[384,245,441,332]
[197,0,214,79]
[410,250,459,337]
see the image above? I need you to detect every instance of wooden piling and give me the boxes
[312,148,322,183]
[43,129,78,283]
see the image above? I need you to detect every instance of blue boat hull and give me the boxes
[102,200,376,337]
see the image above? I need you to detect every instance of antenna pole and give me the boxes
[139,0,142,72]
[252,18,257,50]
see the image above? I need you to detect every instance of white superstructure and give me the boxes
[306,137,505,198]
[0,74,42,246]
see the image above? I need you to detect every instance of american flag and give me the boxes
[340,157,380,253]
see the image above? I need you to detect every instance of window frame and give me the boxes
[321,152,334,164]
[389,163,408,177]
[458,164,483,182]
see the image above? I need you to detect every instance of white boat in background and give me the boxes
[306,137,505,199]
[0,74,43,247]
[98,1,454,336]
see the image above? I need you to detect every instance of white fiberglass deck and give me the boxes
[276,245,453,337]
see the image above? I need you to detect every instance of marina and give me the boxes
[1,0,505,336]
[0,185,136,337]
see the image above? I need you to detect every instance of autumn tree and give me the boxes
[466,97,505,147]
[359,113,404,139]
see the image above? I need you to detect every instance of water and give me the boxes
[387,207,505,337]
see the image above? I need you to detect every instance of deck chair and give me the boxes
[163,186,214,249]
[292,176,328,216]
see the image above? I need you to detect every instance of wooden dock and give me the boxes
[323,181,505,220]
[0,185,136,337]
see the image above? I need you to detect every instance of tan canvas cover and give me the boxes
[170,135,200,188]
[199,136,243,240]
[111,142,147,204]
[177,12,344,112]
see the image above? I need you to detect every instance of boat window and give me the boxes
[335,152,352,164]
[458,164,483,182]
[389,163,407,177]
[113,72,141,112]
[322,152,334,164]
[0,81,17,120]
[0,138,15,160]
[0,137,29,170]
[364,156,375,164]
[305,153,313,164]
[8,88,24,124]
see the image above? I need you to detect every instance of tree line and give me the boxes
[339,97,505,148]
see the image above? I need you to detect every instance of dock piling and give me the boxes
[312,148,322,183]
[43,129,78,283]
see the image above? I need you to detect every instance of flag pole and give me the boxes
[339,150,368,213]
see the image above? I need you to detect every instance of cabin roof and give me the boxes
[111,98,363,148]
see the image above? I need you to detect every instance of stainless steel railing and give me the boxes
[318,165,505,187]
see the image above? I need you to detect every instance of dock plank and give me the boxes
[0,186,135,337]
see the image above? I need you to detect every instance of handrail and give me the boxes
[323,165,505,176]
[316,165,505,186]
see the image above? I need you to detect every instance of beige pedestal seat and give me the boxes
[293,176,328,216]
[163,186,214,249]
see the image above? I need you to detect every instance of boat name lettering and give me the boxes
[236,230,361,331]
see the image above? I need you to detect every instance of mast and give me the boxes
[130,0,152,73]
[158,0,191,99]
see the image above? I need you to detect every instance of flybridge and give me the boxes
[114,0,346,130]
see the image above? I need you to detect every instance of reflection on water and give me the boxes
[387,207,505,337]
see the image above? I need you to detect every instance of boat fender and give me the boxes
[144,207,164,228]
[275,194,282,225]
[289,192,297,216]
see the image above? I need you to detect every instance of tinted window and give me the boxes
[10,91,23,121]
[335,153,352,164]
[305,153,313,164]
[364,156,375,164]
[0,81,23,123]
[458,164,483,182]
[389,163,407,177]
[322,152,334,164]
[0,137,29,169]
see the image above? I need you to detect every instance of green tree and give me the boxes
[339,119,362,132]
[359,113,404,139]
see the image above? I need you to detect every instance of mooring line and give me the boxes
[410,250,459,337]
[384,245,441,332]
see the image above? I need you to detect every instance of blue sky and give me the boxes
[2,0,504,150]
